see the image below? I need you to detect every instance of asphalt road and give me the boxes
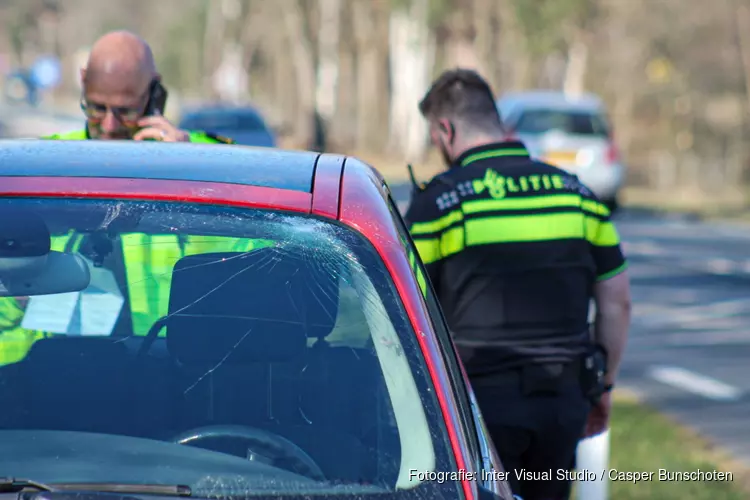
[390,183,750,466]
[0,102,80,138]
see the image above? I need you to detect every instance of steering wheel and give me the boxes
[171,424,325,481]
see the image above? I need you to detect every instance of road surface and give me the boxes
[390,183,750,465]
[0,102,80,138]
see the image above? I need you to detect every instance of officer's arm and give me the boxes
[583,195,631,386]
[404,191,445,293]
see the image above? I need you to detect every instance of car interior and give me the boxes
[0,244,408,486]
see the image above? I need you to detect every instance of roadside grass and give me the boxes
[580,391,750,500]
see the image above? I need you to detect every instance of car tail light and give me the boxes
[605,142,619,164]
[607,141,622,163]
[605,129,619,164]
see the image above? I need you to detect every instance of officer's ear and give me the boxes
[438,119,456,145]
[79,67,87,86]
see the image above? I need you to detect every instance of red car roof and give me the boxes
[0,140,390,218]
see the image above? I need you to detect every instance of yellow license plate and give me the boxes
[544,151,578,166]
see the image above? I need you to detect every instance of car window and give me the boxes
[0,197,459,500]
[237,112,267,130]
[181,111,267,132]
[515,109,610,137]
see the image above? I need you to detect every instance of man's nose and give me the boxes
[101,111,121,132]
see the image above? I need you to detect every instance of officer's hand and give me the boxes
[133,113,190,142]
[583,391,611,438]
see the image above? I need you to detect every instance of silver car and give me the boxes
[497,91,625,211]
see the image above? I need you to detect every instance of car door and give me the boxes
[383,187,516,500]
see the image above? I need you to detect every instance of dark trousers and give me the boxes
[471,364,591,500]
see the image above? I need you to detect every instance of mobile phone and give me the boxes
[144,80,168,116]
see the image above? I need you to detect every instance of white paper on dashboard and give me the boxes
[20,291,80,332]
[20,258,124,336]
[72,264,124,336]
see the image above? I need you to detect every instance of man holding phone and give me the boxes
[43,30,233,144]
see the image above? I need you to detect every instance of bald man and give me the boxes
[44,31,233,143]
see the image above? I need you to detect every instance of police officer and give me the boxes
[405,69,632,500]
[43,30,232,144]
[0,31,249,366]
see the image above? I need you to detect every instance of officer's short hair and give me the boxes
[419,69,502,131]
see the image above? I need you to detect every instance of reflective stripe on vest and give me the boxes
[41,129,88,140]
[41,129,228,144]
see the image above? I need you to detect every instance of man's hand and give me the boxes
[133,113,190,142]
[583,391,611,438]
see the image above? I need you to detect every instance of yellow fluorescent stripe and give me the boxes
[463,194,582,213]
[410,210,463,235]
[416,272,428,296]
[597,262,628,281]
[461,149,529,166]
[466,213,586,245]
[414,238,441,264]
[581,199,610,217]
[440,226,464,257]
[585,217,620,246]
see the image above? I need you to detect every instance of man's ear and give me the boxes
[438,118,455,144]
[79,67,86,85]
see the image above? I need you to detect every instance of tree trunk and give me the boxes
[443,1,483,73]
[238,0,267,98]
[315,0,341,121]
[562,32,589,96]
[278,0,315,148]
[352,0,385,152]
[733,0,750,116]
[202,0,226,97]
[387,0,436,162]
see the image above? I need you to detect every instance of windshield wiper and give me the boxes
[0,478,192,497]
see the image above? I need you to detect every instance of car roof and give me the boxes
[181,105,264,117]
[497,90,605,118]
[0,139,396,243]
[0,139,318,193]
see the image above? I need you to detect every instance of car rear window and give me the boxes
[181,110,267,131]
[514,109,610,137]
[0,198,458,499]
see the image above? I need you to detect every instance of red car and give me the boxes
[0,140,516,500]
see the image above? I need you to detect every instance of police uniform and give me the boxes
[405,141,626,499]
[42,128,235,144]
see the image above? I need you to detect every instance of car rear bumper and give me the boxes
[576,163,625,201]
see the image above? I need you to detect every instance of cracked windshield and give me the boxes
[0,198,455,498]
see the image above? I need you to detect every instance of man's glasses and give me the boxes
[80,97,143,124]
